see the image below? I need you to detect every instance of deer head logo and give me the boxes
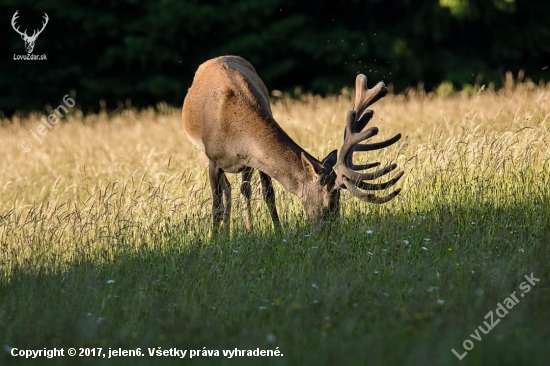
[11,11,49,54]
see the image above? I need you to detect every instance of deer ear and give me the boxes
[301,152,318,179]
[321,150,337,168]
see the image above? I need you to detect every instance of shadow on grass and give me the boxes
[1,202,550,366]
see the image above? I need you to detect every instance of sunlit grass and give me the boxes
[0,76,549,365]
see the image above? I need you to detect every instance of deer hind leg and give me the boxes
[259,171,281,229]
[240,168,254,229]
[208,160,231,234]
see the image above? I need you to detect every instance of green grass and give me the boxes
[1,82,550,365]
[2,199,549,365]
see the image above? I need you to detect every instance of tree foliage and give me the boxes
[1,0,549,114]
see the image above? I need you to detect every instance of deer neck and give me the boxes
[251,123,319,199]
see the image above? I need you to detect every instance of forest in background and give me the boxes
[1,0,549,114]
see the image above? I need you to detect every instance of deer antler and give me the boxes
[336,74,403,203]
[31,13,49,39]
[11,11,28,38]
[11,11,48,40]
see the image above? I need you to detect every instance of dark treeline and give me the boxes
[1,0,549,115]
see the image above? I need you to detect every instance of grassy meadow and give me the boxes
[1,76,549,365]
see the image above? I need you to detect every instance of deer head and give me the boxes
[11,11,49,54]
[299,74,403,223]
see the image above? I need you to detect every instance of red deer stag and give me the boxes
[182,56,403,232]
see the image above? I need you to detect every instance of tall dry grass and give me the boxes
[0,77,548,274]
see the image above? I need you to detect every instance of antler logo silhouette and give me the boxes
[11,11,49,54]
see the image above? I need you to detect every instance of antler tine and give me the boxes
[350,133,402,152]
[342,162,398,182]
[348,170,404,191]
[34,13,49,37]
[346,159,381,171]
[11,11,28,37]
[343,180,401,204]
[354,74,388,125]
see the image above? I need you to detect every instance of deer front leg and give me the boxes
[209,160,229,234]
[259,171,280,229]
[240,168,254,229]
[221,173,231,232]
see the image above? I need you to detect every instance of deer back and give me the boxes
[182,56,306,174]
